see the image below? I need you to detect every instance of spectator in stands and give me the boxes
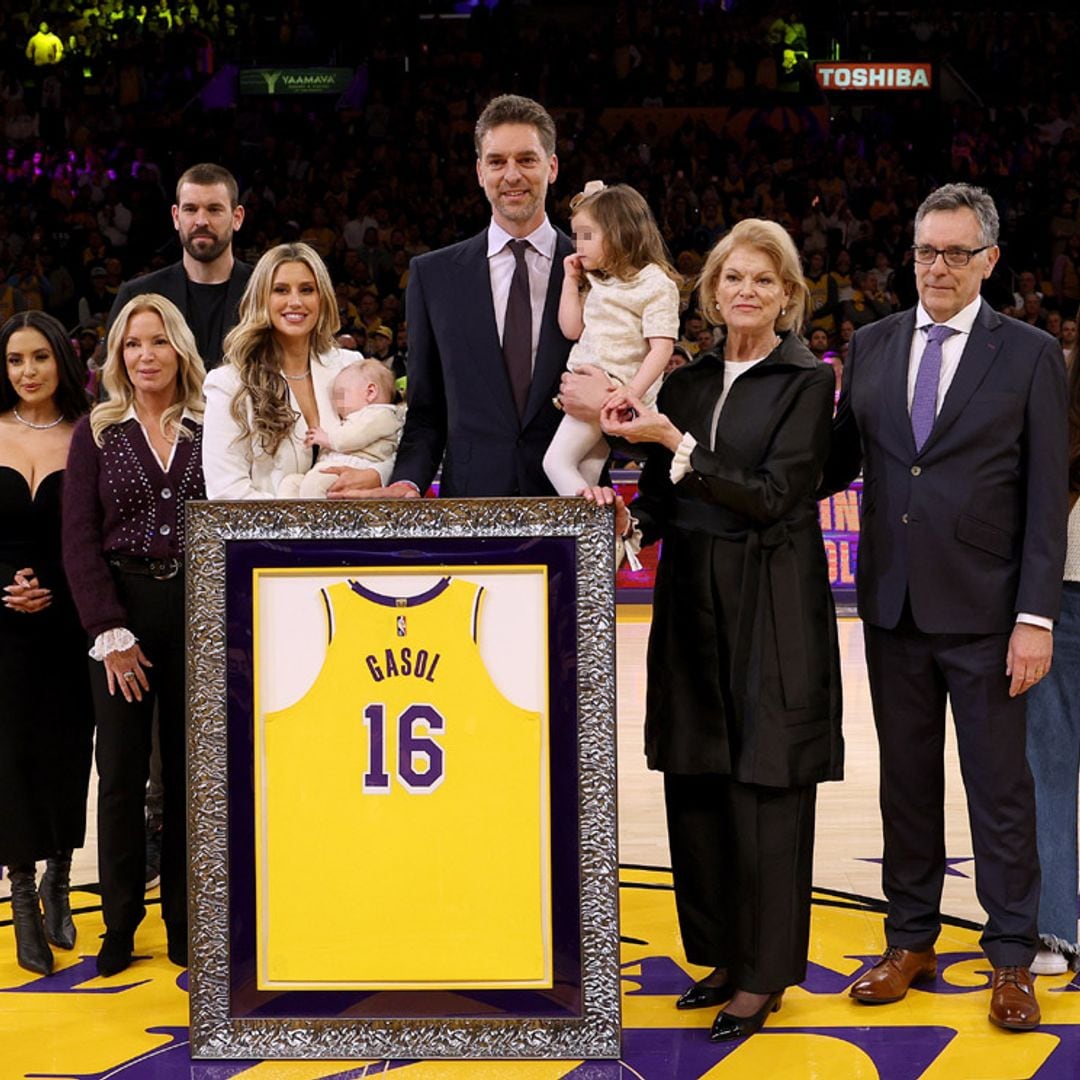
[25,22,64,66]
[838,270,891,330]
[1021,293,1048,330]
[1053,234,1080,312]
[808,327,830,360]
[805,251,837,335]
[1063,318,1078,369]
[1013,271,1044,312]
[77,267,114,328]
[830,248,854,303]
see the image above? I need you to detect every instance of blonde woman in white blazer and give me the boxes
[203,243,391,499]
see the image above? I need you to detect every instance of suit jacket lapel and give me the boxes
[456,232,519,420]
[522,230,572,427]
[223,263,249,334]
[885,308,918,456]
[165,264,189,308]
[310,354,339,428]
[919,301,1000,456]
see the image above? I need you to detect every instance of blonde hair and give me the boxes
[340,358,395,403]
[698,219,809,332]
[570,183,677,283]
[90,294,206,446]
[222,243,340,457]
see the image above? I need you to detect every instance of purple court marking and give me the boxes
[1031,1026,1080,1076]
[1,955,151,995]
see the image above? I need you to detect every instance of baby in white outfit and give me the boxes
[278,359,405,498]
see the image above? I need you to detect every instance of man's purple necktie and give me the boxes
[911,323,958,451]
[503,239,532,419]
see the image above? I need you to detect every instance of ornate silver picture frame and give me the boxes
[185,497,620,1060]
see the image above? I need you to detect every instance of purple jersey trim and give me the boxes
[347,575,451,607]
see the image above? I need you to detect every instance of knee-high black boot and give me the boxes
[39,851,76,950]
[9,866,53,975]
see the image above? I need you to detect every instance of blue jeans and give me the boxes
[1027,581,1080,948]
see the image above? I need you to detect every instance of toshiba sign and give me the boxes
[815,63,932,91]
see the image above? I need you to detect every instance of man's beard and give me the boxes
[182,229,231,263]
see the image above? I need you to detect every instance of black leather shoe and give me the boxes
[97,932,135,977]
[710,991,783,1042]
[676,980,733,1010]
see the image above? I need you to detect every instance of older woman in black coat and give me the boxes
[592,218,843,1042]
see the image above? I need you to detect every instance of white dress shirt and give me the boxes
[906,294,982,415]
[487,216,558,371]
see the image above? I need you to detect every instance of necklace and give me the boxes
[13,407,63,430]
[281,367,311,382]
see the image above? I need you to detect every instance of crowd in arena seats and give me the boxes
[1,2,1079,377]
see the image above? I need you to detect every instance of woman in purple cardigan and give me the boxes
[62,294,206,978]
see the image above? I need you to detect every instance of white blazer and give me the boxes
[202,347,393,499]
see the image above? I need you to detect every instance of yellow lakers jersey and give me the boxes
[255,574,551,990]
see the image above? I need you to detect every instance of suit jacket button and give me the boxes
[910,465,922,477]
[901,513,909,524]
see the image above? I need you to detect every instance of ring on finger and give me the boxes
[123,671,137,681]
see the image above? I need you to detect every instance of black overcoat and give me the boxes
[632,332,844,787]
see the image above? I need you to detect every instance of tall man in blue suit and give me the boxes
[822,183,1068,1031]
[329,94,586,498]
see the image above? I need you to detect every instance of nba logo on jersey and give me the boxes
[396,614,407,636]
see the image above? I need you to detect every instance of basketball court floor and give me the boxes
[2,614,1078,1078]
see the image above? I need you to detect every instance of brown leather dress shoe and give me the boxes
[988,966,1040,1031]
[850,946,937,1003]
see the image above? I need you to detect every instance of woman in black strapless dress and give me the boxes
[0,312,93,975]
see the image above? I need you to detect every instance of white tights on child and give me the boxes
[543,413,611,496]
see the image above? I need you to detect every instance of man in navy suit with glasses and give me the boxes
[822,182,1068,1032]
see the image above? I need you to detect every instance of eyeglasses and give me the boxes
[911,244,991,268]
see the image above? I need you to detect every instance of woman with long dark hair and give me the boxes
[0,311,93,975]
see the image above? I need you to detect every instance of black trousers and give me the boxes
[664,772,816,993]
[91,569,187,939]
[864,605,1040,967]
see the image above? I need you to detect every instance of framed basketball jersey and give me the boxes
[186,498,619,1061]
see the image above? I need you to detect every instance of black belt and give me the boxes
[108,554,183,580]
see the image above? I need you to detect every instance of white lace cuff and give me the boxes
[669,432,698,484]
[616,513,644,571]
[89,627,138,661]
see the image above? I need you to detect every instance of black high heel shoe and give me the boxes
[676,978,733,1010]
[709,991,783,1041]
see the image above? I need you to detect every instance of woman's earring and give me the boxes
[781,307,787,316]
